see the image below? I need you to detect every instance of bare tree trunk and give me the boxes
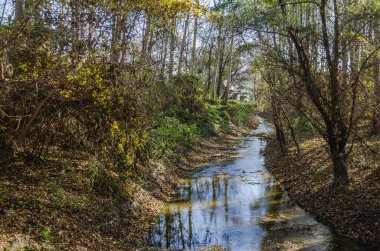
[212,24,222,100]
[141,14,152,63]
[178,15,189,75]
[160,27,169,77]
[323,0,349,186]
[216,42,225,98]
[341,0,349,89]
[223,32,234,105]
[168,18,176,79]
[279,0,350,186]
[206,44,213,92]
[15,0,25,22]
[252,75,257,101]
[87,9,94,51]
[211,54,217,100]
[271,95,287,154]
[372,17,380,134]
[120,18,128,65]
[327,131,349,186]
[190,1,199,74]
[111,14,120,65]
[67,2,85,65]
[0,63,3,80]
[0,41,4,80]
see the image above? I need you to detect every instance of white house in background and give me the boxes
[230,76,255,101]
[230,85,251,101]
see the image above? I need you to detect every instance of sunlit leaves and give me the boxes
[133,0,207,20]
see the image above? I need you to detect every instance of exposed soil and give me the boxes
[264,132,380,249]
[0,120,259,251]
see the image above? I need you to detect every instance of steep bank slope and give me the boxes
[264,137,380,249]
[0,117,259,250]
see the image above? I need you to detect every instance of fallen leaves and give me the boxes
[264,134,380,249]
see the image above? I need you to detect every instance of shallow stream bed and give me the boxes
[145,120,371,250]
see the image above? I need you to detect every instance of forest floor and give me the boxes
[264,124,380,249]
[0,120,259,251]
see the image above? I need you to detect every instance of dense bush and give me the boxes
[149,116,198,160]
[158,74,206,116]
[0,28,256,195]
[225,100,257,126]
[144,75,257,161]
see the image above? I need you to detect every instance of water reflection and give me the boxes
[146,121,370,251]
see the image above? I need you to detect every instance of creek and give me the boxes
[145,119,370,250]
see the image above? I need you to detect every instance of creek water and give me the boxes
[145,120,370,251]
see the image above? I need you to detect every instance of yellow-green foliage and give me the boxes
[159,74,206,115]
[0,0,257,201]
[62,61,112,108]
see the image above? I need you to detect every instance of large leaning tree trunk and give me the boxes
[271,95,288,154]
[260,70,289,154]
[278,0,352,186]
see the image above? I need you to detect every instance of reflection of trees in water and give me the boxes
[188,179,193,249]
[209,174,224,224]
[149,174,230,249]
[177,204,185,249]
[146,201,187,248]
[146,141,364,251]
[224,177,229,224]
[165,213,171,248]
[149,173,295,250]
[257,182,286,249]
[145,213,166,248]
[260,182,284,227]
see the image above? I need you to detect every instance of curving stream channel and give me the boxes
[145,119,370,251]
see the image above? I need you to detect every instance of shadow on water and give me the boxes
[145,118,372,251]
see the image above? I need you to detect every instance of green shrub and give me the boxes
[87,162,99,180]
[199,102,230,135]
[158,74,206,116]
[294,116,313,132]
[42,226,52,243]
[149,116,199,160]
[225,101,256,126]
